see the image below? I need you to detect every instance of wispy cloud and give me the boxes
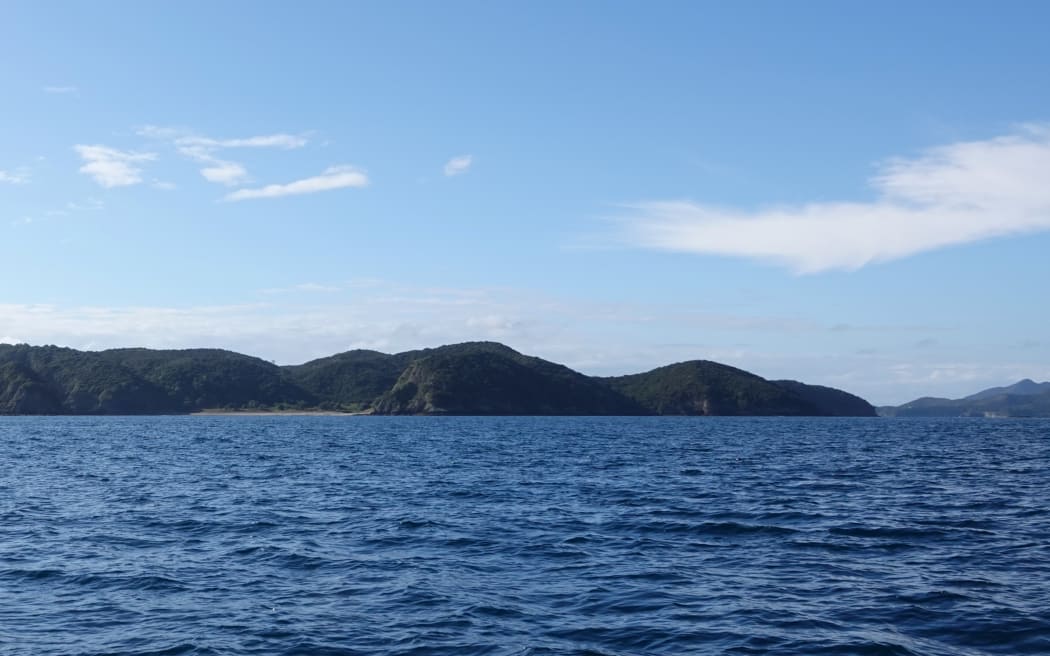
[443,154,473,177]
[43,85,78,95]
[617,125,1050,273]
[0,168,30,184]
[137,125,308,186]
[224,166,368,201]
[67,198,104,212]
[260,282,343,295]
[12,197,104,228]
[179,134,307,149]
[74,145,156,187]
[199,161,249,186]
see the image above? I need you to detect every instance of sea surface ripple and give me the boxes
[1,416,1048,655]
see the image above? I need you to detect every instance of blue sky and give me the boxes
[3,1,1050,404]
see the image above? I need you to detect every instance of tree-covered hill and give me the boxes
[99,348,314,411]
[0,342,876,416]
[599,361,875,416]
[0,345,171,414]
[0,344,314,414]
[771,380,878,417]
[283,349,411,411]
[371,342,645,415]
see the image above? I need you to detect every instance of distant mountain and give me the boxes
[881,379,1050,417]
[0,341,876,416]
[963,379,1050,401]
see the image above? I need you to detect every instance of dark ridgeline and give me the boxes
[0,341,876,416]
[880,378,1050,417]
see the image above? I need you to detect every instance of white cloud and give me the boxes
[179,134,307,149]
[66,198,104,212]
[260,282,343,295]
[224,166,368,201]
[136,125,307,151]
[173,144,249,186]
[618,126,1050,273]
[443,154,473,176]
[136,126,309,187]
[199,161,249,186]
[152,180,177,191]
[135,125,186,140]
[0,168,29,184]
[74,145,156,187]
[43,85,78,94]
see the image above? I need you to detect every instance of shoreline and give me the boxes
[191,409,371,416]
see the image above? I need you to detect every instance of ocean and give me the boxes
[1,416,1047,655]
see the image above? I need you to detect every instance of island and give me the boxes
[0,341,877,416]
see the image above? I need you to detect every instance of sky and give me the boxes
[2,1,1050,405]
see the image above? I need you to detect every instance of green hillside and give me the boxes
[605,361,808,416]
[372,342,645,415]
[772,380,877,417]
[0,344,313,414]
[284,349,412,411]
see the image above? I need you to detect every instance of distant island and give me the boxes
[0,342,876,416]
[879,379,1050,418]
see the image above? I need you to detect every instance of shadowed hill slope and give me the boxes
[772,380,877,417]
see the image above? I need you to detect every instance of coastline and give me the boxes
[191,409,371,416]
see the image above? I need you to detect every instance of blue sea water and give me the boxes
[0,416,1048,656]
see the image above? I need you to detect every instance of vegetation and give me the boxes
[771,380,878,417]
[283,349,410,411]
[372,343,645,415]
[0,341,876,416]
[0,344,314,414]
[601,361,875,416]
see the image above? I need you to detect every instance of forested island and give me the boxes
[0,341,876,416]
